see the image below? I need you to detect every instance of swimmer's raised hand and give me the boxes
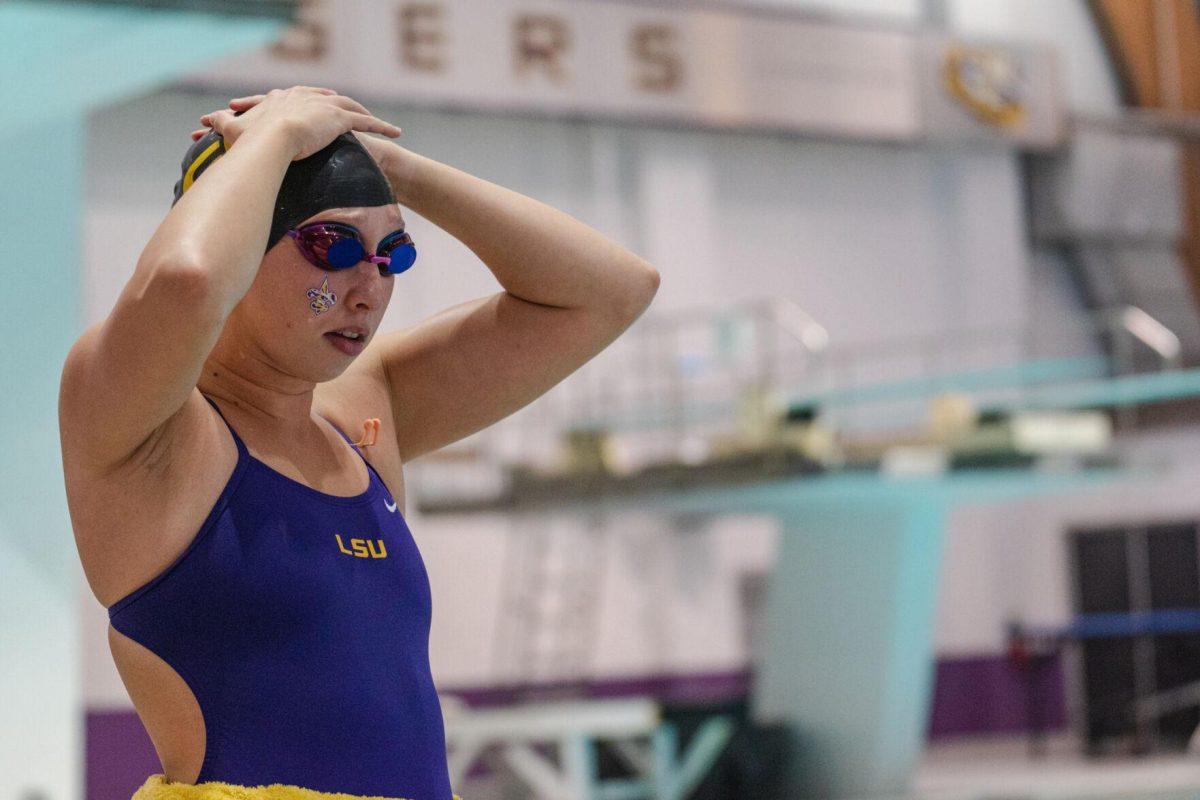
[193,86,402,160]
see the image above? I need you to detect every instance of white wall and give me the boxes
[81,0,1154,712]
[948,0,1122,117]
[81,76,1034,700]
[705,0,1133,111]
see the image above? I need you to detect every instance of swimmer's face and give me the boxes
[233,204,404,382]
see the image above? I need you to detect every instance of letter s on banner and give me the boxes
[632,23,683,93]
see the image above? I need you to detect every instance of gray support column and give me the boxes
[0,114,85,800]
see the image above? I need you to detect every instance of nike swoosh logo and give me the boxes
[384,499,398,513]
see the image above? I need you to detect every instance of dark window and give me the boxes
[1071,522,1200,752]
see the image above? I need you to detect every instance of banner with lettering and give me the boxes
[179,0,1062,147]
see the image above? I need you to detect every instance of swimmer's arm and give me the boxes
[59,125,297,471]
[362,146,659,462]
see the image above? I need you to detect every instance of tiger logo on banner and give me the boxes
[942,44,1027,129]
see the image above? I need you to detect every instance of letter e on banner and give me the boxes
[271,0,327,61]
[398,3,445,73]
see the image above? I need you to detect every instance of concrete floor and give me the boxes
[913,734,1200,800]
[453,733,1200,799]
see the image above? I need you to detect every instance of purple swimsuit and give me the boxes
[108,396,452,798]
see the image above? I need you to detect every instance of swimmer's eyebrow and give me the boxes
[378,227,409,241]
[317,208,367,223]
[323,208,406,228]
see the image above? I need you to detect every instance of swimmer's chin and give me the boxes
[301,340,369,384]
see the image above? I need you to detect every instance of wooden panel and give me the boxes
[1089,0,1164,106]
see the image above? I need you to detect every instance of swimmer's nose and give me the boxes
[344,262,392,312]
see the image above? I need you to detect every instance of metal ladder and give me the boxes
[494,512,609,689]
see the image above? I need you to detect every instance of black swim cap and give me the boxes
[173,128,397,252]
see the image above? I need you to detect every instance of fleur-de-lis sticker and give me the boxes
[307,277,337,314]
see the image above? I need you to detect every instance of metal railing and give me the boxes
[407,298,1191,503]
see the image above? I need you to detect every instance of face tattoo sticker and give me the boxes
[307,277,337,315]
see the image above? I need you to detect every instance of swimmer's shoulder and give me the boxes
[65,386,237,609]
[314,355,407,511]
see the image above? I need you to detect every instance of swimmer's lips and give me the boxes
[324,326,369,356]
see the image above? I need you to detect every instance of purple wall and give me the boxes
[87,655,1065,800]
[86,711,161,800]
[928,654,1066,738]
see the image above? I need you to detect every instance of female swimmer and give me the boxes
[59,86,659,800]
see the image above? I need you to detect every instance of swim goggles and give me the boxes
[286,221,417,275]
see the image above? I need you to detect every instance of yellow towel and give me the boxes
[131,774,462,800]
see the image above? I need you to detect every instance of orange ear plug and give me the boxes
[353,418,381,447]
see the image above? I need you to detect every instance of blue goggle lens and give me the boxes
[387,242,417,274]
[326,236,366,269]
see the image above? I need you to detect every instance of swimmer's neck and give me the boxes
[197,350,317,427]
